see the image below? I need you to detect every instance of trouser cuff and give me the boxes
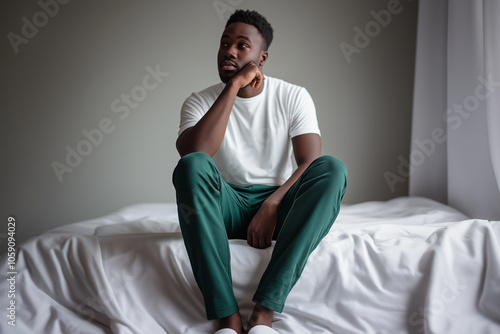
[252,295,284,313]
[207,303,240,320]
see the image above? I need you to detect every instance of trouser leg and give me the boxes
[172,152,243,320]
[253,155,348,312]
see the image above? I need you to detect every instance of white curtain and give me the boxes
[410,0,500,220]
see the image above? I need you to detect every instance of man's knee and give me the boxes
[313,155,347,178]
[176,152,212,170]
[309,155,347,192]
[172,152,217,188]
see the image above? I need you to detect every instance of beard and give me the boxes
[218,66,239,83]
[218,57,261,85]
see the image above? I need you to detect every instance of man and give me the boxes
[172,10,347,334]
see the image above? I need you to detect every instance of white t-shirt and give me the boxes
[179,76,320,186]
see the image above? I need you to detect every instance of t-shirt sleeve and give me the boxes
[178,92,208,136]
[289,87,321,138]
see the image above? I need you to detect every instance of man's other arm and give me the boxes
[246,133,321,248]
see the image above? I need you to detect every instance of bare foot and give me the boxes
[248,304,274,330]
[219,312,242,333]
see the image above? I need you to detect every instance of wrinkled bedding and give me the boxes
[1,197,499,333]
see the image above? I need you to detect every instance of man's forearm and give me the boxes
[176,81,240,157]
[264,134,322,208]
[176,62,264,157]
[264,162,311,209]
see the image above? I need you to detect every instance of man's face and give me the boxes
[218,22,266,83]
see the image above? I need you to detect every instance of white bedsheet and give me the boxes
[1,197,499,333]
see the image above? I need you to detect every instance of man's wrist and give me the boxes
[227,77,243,90]
[264,197,281,209]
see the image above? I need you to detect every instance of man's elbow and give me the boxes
[176,136,214,158]
[176,140,186,157]
[176,128,193,157]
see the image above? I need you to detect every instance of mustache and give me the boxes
[220,59,239,69]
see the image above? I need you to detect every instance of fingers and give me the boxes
[251,73,264,88]
[237,62,264,89]
[252,67,264,88]
[261,237,272,249]
[247,230,272,249]
[246,206,276,249]
[247,230,256,248]
[248,236,267,248]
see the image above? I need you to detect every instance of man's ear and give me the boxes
[259,50,268,66]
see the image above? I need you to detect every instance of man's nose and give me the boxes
[224,45,237,58]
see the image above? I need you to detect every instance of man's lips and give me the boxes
[220,60,238,71]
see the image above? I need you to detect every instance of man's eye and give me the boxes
[239,43,249,49]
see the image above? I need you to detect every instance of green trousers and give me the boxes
[172,152,347,320]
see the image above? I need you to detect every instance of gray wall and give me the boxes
[1,0,418,248]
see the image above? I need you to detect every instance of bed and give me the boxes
[1,196,499,334]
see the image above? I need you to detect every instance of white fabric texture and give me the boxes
[410,0,500,219]
[214,329,238,334]
[248,325,279,334]
[1,197,500,333]
[178,76,320,187]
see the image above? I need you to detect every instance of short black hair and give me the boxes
[225,10,274,51]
